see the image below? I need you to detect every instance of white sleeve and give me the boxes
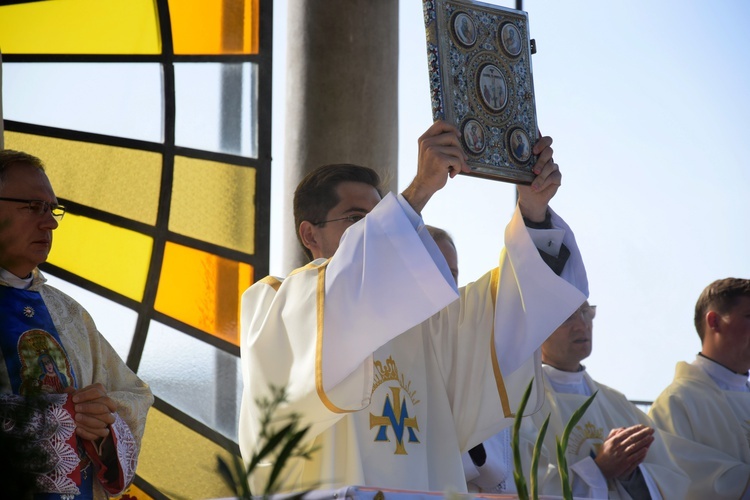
[638,464,663,500]
[569,456,608,498]
[497,206,588,374]
[321,192,458,391]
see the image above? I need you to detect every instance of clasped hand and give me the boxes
[593,424,655,480]
[64,383,118,441]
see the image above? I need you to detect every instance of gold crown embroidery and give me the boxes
[568,420,604,457]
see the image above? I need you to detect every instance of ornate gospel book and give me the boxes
[424,0,538,183]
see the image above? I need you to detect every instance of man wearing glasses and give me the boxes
[240,121,589,494]
[0,150,153,498]
[465,302,689,498]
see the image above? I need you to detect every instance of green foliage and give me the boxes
[511,379,533,500]
[510,379,598,500]
[529,414,550,500]
[555,390,597,499]
[217,385,317,499]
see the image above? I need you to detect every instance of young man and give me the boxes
[650,278,750,499]
[0,150,153,498]
[239,121,588,493]
[465,301,689,498]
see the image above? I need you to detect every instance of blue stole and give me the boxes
[0,285,93,499]
[0,286,78,395]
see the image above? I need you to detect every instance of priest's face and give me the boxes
[308,181,381,259]
[716,296,750,371]
[0,163,60,278]
[541,302,595,372]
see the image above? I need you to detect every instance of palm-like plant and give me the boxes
[511,379,597,500]
[217,386,318,499]
[555,390,597,500]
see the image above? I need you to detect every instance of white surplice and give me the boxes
[239,192,588,493]
[649,357,750,499]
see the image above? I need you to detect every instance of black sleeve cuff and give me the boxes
[619,467,652,500]
[468,443,487,467]
[522,210,552,229]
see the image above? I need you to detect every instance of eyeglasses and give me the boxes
[312,214,365,226]
[563,304,596,324]
[0,197,66,221]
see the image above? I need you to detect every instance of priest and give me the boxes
[649,278,750,499]
[239,120,588,494]
[465,302,689,498]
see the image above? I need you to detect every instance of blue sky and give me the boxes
[271,0,750,401]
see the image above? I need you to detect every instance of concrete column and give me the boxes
[282,0,399,271]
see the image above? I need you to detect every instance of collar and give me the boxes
[542,363,592,396]
[0,268,34,289]
[695,353,750,392]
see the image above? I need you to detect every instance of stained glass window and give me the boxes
[0,0,270,497]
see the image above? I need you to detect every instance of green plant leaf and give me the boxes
[555,439,571,500]
[512,378,534,500]
[264,426,311,494]
[216,456,237,491]
[530,413,550,500]
[559,390,597,455]
[556,390,597,500]
[246,421,297,475]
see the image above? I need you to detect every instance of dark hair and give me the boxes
[0,150,45,188]
[694,278,750,341]
[426,225,455,250]
[293,164,382,260]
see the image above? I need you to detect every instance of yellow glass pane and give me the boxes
[155,242,253,344]
[170,156,256,254]
[138,408,235,499]
[168,0,259,54]
[48,214,152,302]
[5,132,161,226]
[0,0,160,54]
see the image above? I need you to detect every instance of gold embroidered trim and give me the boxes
[315,261,356,414]
[258,275,282,291]
[489,266,513,417]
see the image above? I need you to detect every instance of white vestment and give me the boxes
[649,357,750,499]
[465,366,689,499]
[239,193,588,493]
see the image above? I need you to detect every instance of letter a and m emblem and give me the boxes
[369,386,420,454]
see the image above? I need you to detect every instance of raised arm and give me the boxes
[401,120,470,214]
[517,135,560,222]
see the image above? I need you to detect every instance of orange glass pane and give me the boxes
[168,0,259,54]
[138,408,236,499]
[0,0,160,54]
[154,242,253,344]
[5,132,161,226]
[113,484,153,500]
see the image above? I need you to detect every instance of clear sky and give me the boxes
[271,0,750,402]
